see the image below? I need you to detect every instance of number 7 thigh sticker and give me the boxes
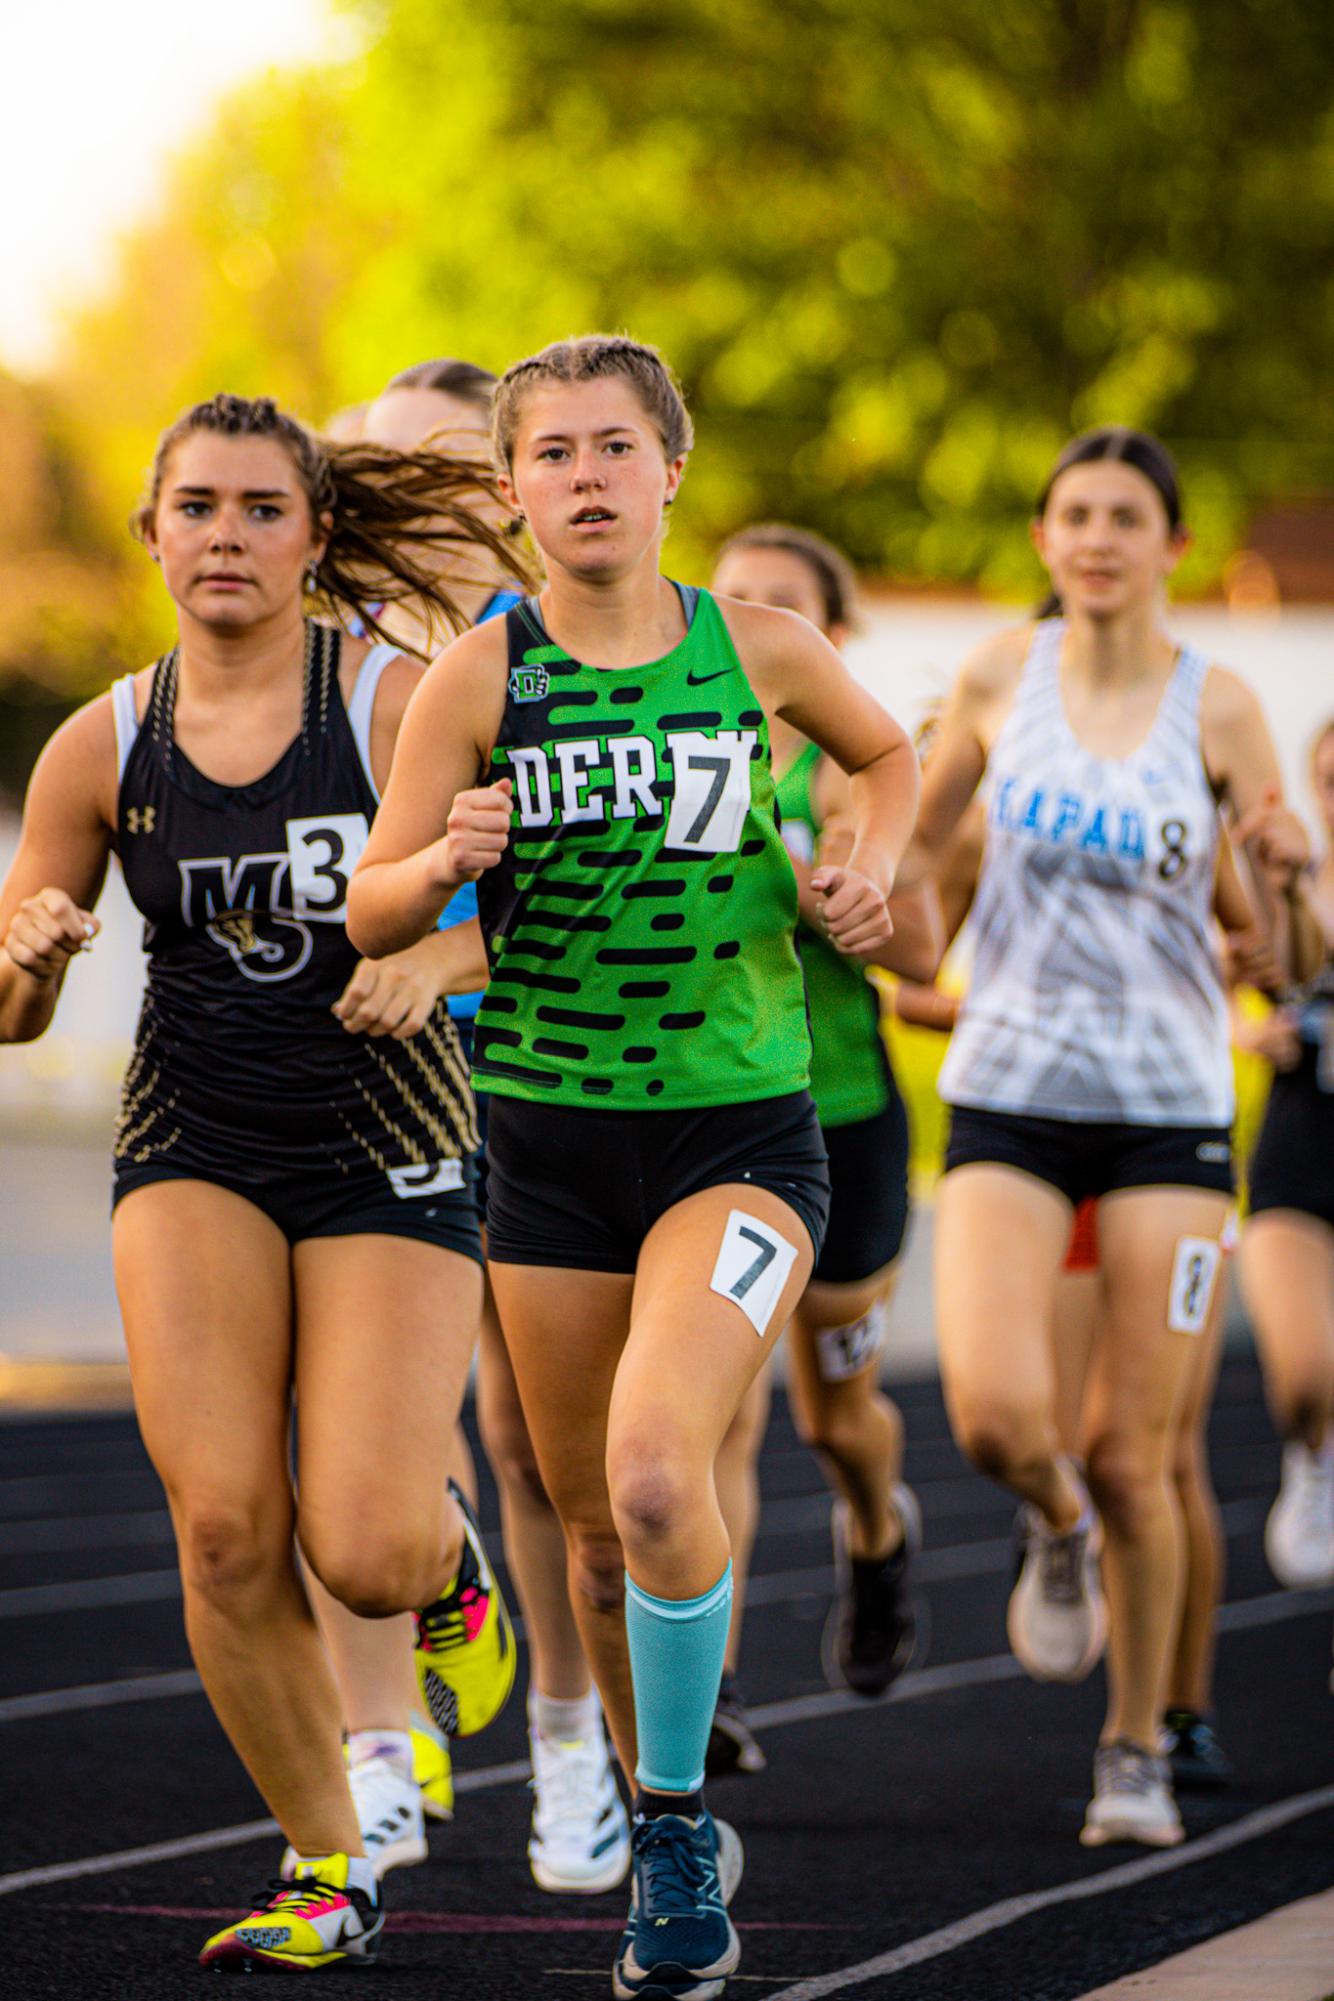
[1167,1236,1222,1335]
[710,1210,799,1337]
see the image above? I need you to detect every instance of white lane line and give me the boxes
[0,1669,203,1723]
[762,1783,1334,2001]
[0,1496,1269,1630]
[2,1585,1328,1900]
[0,1502,1297,1723]
[0,1760,533,1898]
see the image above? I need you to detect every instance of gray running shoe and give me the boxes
[1081,1739,1183,1848]
[1007,1478,1108,1683]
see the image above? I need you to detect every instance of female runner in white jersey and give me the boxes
[349,335,919,2001]
[307,356,627,1893]
[900,426,1308,1848]
[0,394,527,1973]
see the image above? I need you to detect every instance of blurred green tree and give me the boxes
[5,0,1333,779]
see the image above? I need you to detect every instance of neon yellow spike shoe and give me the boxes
[199,1853,383,1972]
[414,1479,516,1738]
[412,1716,455,1820]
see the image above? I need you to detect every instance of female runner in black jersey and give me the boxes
[350,335,918,2001]
[0,393,527,1974]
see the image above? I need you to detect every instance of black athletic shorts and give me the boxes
[943,1105,1235,1205]
[113,1149,483,1261]
[816,1086,910,1285]
[485,1090,831,1274]
[455,1019,489,1221]
[1249,1054,1334,1229]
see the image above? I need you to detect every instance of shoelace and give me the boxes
[1038,1522,1088,1604]
[1094,1744,1162,1798]
[637,1821,718,1918]
[249,1875,347,1917]
[418,1575,484,1653]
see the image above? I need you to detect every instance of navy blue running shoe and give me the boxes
[612,1811,742,2000]
[1162,1709,1232,1790]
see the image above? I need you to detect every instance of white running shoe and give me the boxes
[528,1723,631,1894]
[1007,1486,1109,1684]
[1080,1740,1183,1848]
[1266,1441,1334,1589]
[280,1754,427,1880]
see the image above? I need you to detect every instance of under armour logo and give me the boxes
[125,807,156,835]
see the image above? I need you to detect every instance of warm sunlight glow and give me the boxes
[2,0,335,373]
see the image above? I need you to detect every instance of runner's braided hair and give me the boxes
[132,392,533,646]
[492,335,693,471]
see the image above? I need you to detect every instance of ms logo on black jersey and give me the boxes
[178,815,369,984]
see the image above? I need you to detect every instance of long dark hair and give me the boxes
[1034,426,1183,619]
[133,392,533,646]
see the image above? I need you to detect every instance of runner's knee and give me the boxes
[607,1440,696,1556]
[1086,1433,1171,1542]
[300,1519,438,1618]
[566,1523,626,1612]
[952,1397,1040,1483]
[177,1501,289,1608]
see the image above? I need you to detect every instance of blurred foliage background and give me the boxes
[3,0,1334,798]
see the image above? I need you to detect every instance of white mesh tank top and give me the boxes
[938,619,1232,1127]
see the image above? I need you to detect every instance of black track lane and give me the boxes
[2,1357,1332,1999]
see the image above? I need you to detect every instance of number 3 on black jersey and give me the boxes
[286,813,370,919]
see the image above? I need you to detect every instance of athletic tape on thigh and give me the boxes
[816,1299,888,1382]
[1167,1235,1222,1335]
[710,1209,799,1337]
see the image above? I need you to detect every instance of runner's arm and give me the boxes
[0,701,115,1044]
[348,623,509,958]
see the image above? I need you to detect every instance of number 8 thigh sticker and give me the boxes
[710,1209,800,1337]
[1167,1236,1222,1335]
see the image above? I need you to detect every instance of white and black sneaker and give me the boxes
[280,1751,426,1880]
[529,1720,631,1894]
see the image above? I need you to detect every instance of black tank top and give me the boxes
[114,622,476,1162]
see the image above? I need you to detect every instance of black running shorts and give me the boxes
[1248,1055,1334,1229]
[113,1151,483,1261]
[484,1090,831,1274]
[943,1105,1234,1205]
[815,1087,910,1285]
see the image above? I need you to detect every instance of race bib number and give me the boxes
[1167,1236,1221,1335]
[664,732,756,855]
[709,1209,799,1337]
[816,1301,887,1382]
[286,814,370,920]
[386,1159,466,1200]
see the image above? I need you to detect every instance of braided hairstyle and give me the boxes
[132,392,533,647]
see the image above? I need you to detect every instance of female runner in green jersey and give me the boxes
[349,335,918,2001]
